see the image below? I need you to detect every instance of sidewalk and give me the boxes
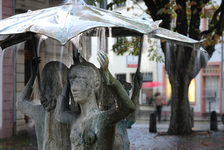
[127,121,224,150]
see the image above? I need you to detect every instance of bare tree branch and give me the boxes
[189,0,207,40]
[175,0,188,35]
[201,0,224,36]
[143,0,158,20]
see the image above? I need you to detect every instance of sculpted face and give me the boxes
[69,65,95,104]
[69,71,89,104]
[68,63,102,104]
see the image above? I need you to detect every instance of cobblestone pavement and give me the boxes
[127,121,224,150]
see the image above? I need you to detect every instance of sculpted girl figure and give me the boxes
[17,59,71,150]
[56,51,135,150]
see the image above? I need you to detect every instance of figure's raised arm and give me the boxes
[97,51,135,125]
[16,57,40,118]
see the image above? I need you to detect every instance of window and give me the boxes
[142,73,153,82]
[86,36,92,59]
[131,72,153,105]
[116,74,126,82]
[166,75,196,103]
[141,88,154,105]
[117,37,126,41]
[100,0,107,9]
[105,38,108,53]
[116,1,125,7]
[203,65,220,74]
[131,72,152,83]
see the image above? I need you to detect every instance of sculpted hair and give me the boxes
[40,61,68,111]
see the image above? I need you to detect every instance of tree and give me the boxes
[108,0,224,134]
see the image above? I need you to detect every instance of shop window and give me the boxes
[203,65,220,74]
[116,74,126,81]
[100,0,107,9]
[166,75,196,103]
[116,1,125,7]
[131,72,153,105]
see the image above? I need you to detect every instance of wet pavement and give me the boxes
[127,121,224,150]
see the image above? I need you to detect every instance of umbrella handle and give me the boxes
[32,35,41,93]
[137,35,143,72]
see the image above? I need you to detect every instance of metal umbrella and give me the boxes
[0,0,202,49]
[0,1,158,47]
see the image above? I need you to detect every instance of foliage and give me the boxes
[85,0,104,6]
[107,0,224,57]
[147,39,164,62]
[112,36,141,56]
[112,37,164,62]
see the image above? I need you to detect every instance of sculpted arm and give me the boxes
[16,57,40,118]
[97,52,135,124]
[55,80,77,125]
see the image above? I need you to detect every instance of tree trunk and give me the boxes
[165,44,195,135]
[167,72,192,134]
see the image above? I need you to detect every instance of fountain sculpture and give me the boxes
[17,60,71,150]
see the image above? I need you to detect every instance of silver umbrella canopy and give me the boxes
[0,0,202,49]
[0,0,207,94]
[0,1,158,46]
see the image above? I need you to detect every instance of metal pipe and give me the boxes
[32,36,41,92]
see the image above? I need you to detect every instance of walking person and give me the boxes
[154,92,163,122]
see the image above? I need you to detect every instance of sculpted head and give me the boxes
[40,61,68,111]
[68,62,102,104]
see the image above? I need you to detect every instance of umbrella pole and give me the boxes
[130,35,144,125]
[32,35,41,93]
[0,33,33,50]
[137,35,143,72]
[132,34,143,97]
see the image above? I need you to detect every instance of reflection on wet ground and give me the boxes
[128,121,224,150]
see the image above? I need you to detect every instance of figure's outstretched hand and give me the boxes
[32,57,41,75]
[97,51,111,84]
[97,51,109,72]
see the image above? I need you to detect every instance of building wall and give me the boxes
[15,50,26,132]
[194,0,222,114]
[0,48,13,138]
[194,43,222,114]
[0,0,13,139]
[16,0,49,12]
